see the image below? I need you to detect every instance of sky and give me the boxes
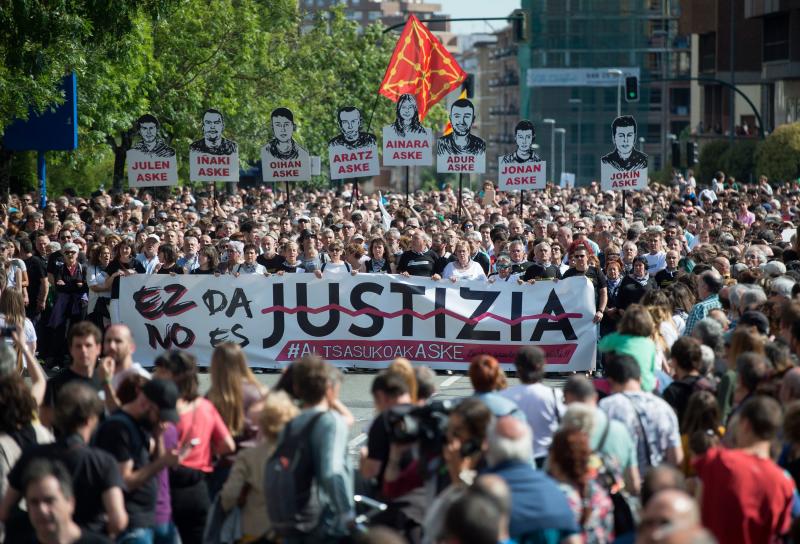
[437,0,522,35]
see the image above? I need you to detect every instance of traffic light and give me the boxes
[687,141,699,167]
[462,74,474,98]
[625,76,639,102]
[511,9,528,43]
[671,141,681,168]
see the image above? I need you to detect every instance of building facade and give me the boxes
[519,0,691,183]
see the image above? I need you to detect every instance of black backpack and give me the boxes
[264,411,326,537]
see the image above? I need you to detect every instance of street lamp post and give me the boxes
[569,98,582,182]
[542,118,556,182]
[608,69,623,118]
[555,128,566,182]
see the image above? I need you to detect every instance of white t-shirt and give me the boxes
[644,252,666,275]
[442,260,487,281]
[111,362,152,391]
[6,259,26,289]
[320,262,352,276]
[87,265,111,314]
[500,382,565,459]
[0,314,37,353]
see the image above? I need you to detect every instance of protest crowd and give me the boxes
[2,170,800,544]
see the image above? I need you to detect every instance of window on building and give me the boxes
[763,15,789,62]
[646,124,661,142]
[368,11,382,21]
[670,88,690,115]
[699,32,716,71]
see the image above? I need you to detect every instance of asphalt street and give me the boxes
[197,370,567,458]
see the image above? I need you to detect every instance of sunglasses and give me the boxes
[64,250,77,255]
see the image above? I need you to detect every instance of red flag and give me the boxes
[379,15,466,120]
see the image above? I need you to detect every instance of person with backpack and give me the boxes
[93,379,184,543]
[265,354,354,543]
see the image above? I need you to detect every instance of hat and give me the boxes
[62,242,79,253]
[296,215,310,223]
[142,379,179,423]
[146,233,160,243]
[738,311,770,336]
[352,232,365,241]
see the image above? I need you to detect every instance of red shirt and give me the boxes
[694,447,795,544]
[176,398,231,472]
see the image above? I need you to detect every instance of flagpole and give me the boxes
[520,190,524,216]
[285,180,291,217]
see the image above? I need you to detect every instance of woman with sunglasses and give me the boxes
[47,242,88,365]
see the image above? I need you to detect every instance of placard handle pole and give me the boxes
[405,165,410,206]
[457,173,463,222]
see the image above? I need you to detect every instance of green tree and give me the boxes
[755,122,800,182]
[721,140,757,184]
[697,140,729,185]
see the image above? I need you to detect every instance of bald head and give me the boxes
[473,474,512,541]
[486,416,533,467]
[103,324,135,368]
[637,490,700,544]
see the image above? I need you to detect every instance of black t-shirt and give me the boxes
[94,411,155,529]
[107,259,146,299]
[257,253,286,274]
[156,264,184,274]
[8,435,124,534]
[43,367,103,410]
[562,266,607,306]
[655,268,679,289]
[367,405,412,494]
[472,252,491,275]
[25,254,48,312]
[397,250,437,277]
[522,263,560,281]
[190,268,215,275]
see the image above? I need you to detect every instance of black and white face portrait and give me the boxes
[613,124,636,158]
[202,111,225,145]
[450,102,475,136]
[139,120,158,145]
[338,108,362,143]
[515,128,534,154]
[271,109,295,144]
[398,95,418,126]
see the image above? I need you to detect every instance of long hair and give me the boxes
[391,94,426,136]
[388,358,418,403]
[207,342,263,435]
[0,288,26,331]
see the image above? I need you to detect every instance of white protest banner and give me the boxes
[126,152,178,188]
[527,67,641,88]
[560,172,575,188]
[126,114,178,188]
[436,97,486,174]
[261,107,311,182]
[328,106,380,179]
[382,94,433,166]
[113,274,597,372]
[600,115,648,191]
[189,109,239,182]
[498,160,546,190]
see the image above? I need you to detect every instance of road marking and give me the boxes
[441,375,460,387]
[348,433,367,449]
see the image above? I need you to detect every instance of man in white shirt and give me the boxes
[98,324,151,411]
[644,231,667,276]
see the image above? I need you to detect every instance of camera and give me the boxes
[385,399,457,452]
[0,325,17,338]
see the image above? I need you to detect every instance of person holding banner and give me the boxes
[562,242,607,324]
[442,241,487,282]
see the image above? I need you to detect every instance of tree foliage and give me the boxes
[755,122,800,182]
[4,2,451,193]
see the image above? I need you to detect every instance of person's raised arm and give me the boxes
[15,328,45,406]
[377,191,393,231]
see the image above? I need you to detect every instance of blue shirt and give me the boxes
[486,461,579,541]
